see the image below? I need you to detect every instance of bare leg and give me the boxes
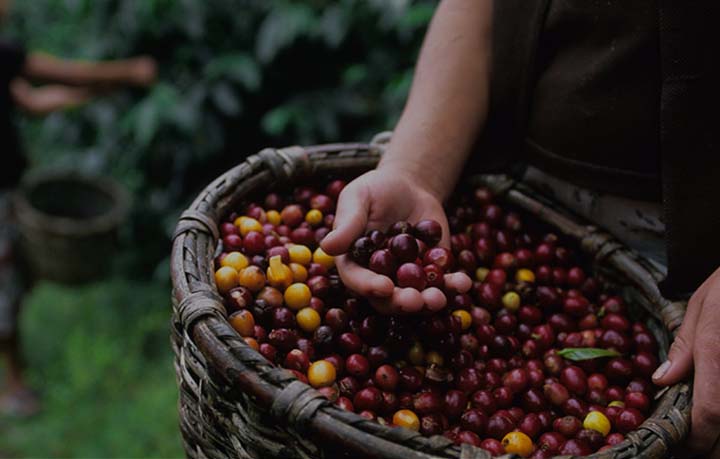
[0,320,40,418]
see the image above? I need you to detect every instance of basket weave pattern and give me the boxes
[171,140,690,459]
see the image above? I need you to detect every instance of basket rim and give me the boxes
[171,139,691,459]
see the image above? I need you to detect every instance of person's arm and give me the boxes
[379,0,493,201]
[10,78,95,116]
[321,0,492,313]
[21,52,156,88]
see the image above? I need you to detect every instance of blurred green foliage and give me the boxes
[2,1,435,457]
[8,0,436,276]
[1,280,182,457]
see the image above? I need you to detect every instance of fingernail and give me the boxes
[652,360,671,381]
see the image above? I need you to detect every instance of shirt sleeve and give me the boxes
[0,41,27,83]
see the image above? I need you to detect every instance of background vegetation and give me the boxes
[1,0,435,457]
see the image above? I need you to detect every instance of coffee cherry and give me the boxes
[350,237,375,265]
[390,234,419,263]
[354,387,383,412]
[624,391,650,413]
[229,310,255,337]
[414,219,442,246]
[456,430,482,447]
[296,307,321,333]
[538,432,565,453]
[560,439,592,455]
[324,308,348,333]
[502,291,521,311]
[396,263,427,290]
[374,365,399,392]
[519,413,542,439]
[487,412,516,439]
[583,410,611,436]
[284,283,311,310]
[632,351,658,378]
[393,409,420,431]
[368,249,397,277]
[398,367,423,392]
[615,408,645,433]
[423,247,454,271]
[284,349,310,372]
[414,392,444,415]
[553,415,582,437]
[561,366,588,395]
[502,431,533,457]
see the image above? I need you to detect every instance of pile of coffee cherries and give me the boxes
[214,180,659,458]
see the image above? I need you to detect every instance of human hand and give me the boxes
[127,56,157,87]
[652,267,720,456]
[320,166,471,314]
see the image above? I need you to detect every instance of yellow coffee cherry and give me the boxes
[289,263,308,283]
[266,210,281,226]
[475,267,490,282]
[221,251,249,272]
[426,351,444,367]
[305,209,323,226]
[502,431,533,457]
[238,217,263,236]
[215,266,239,294]
[584,411,611,436]
[392,410,420,431]
[516,268,536,283]
[284,283,311,310]
[244,337,259,351]
[313,247,334,270]
[237,266,266,292]
[307,360,336,388]
[296,307,321,333]
[266,255,293,290]
[452,310,473,330]
[288,244,313,266]
[502,291,521,311]
[229,310,255,337]
[608,400,625,408]
[407,342,425,366]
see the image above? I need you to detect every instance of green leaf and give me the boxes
[204,53,261,91]
[557,348,621,361]
[210,82,242,116]
[256,4,317,63]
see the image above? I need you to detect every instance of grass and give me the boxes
[0,278,184,458]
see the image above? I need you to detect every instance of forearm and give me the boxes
[22,52,139,87]
[11,79,95,116]
[380,0,493,201]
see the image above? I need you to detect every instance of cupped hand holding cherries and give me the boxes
[320,170,472,314]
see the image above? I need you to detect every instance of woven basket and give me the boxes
[15,169,130,284]
[171,136,691,459]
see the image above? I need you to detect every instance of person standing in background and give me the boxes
[0,0,156,416]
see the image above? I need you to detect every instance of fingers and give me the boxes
[444,272,472,293]
[334,255,394,298]
[653,288,704,385]
[686,293,720,453]
[321,183,369,256]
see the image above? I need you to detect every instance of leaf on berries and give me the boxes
[557,348,621,361]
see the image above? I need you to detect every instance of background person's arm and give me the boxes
[321,0,492,312]
[10,78,96,116]
[21,52,156,88]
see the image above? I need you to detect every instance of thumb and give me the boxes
[320,182,369,256]
[653,297,701,385]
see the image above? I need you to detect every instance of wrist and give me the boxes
[378,154,453,203]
